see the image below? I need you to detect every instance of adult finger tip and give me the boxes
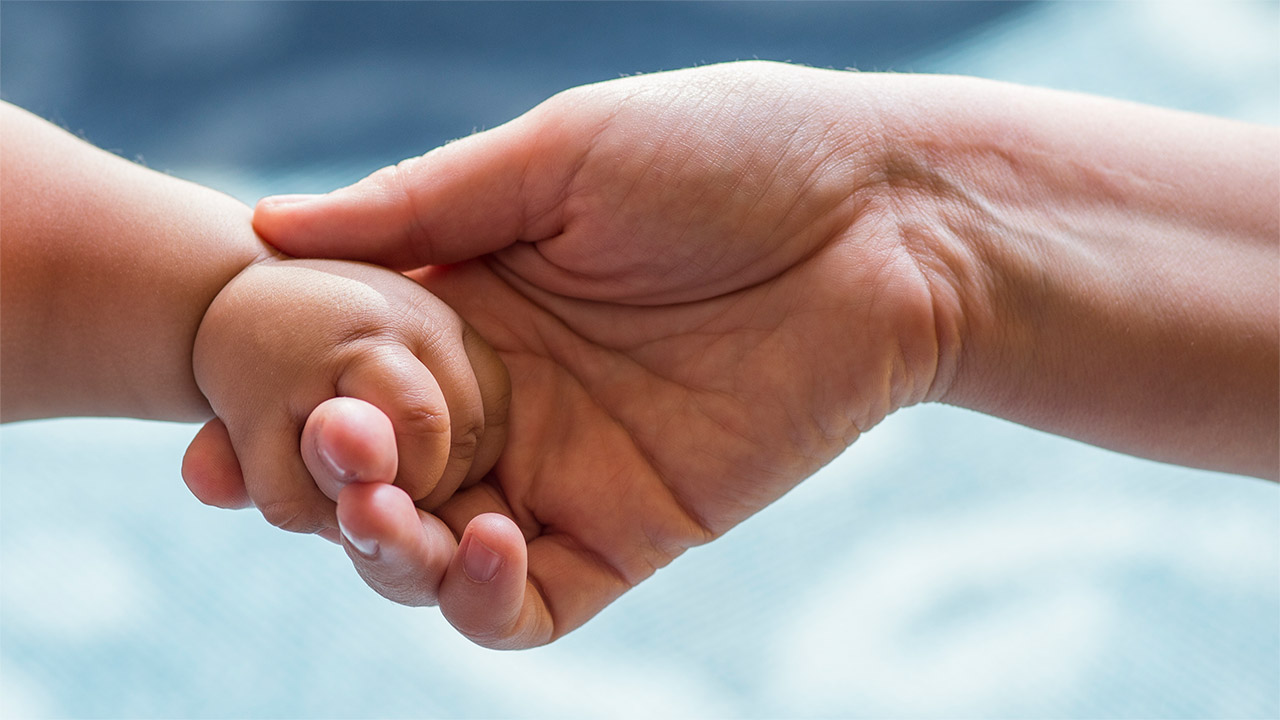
[464,514,526,563]
[336,481,416,550]
[337,482,457,606]
[441,514,538,649]
[318,397,399,481]
[252,191,363,257]
[251,195,313,245]
[458,514,527,589]
[304,397,398,500]
[258,193,323,209]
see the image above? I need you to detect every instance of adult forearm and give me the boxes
[0,102,270,421]
[880,76,1279,479]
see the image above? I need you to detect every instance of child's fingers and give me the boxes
[339,313,506,510]
[459,324,511,488]
[234,411,338,535]
[181,417,252,510]
[337,346,456,503]
[389,283,507,507]
[335,482,457,606]
[301,397,399,502]
[410,321,509,509]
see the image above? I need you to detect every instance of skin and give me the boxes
[0,101,508,535]
[180,62,1277,649]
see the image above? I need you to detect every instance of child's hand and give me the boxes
[188,257,509,535]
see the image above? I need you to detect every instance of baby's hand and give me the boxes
[188,257,509,535]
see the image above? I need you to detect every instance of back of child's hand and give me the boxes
[187,257,509,536]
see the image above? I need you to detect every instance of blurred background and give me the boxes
[1,2,1277,718]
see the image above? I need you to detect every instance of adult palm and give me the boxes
[195,62,949,648]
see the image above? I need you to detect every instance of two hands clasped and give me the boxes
[3,62,1276,650]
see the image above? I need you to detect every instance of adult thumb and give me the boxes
[253,114,568,270]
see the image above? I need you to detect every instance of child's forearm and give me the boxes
[1,101,272,421]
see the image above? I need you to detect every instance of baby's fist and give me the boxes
[191,258,509,535]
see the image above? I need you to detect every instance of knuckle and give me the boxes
[366,162,405,195]
[450,420,482,464]
[390,158,433,266]
[541,83,587,113]
[397,404,451,441]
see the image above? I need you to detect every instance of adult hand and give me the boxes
[185,59,1278,647]
[185,61,949,647]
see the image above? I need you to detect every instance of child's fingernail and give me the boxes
[262,193,322,207]
[338,519,379,557]
[462,535,501,583]
[318,443,358,483]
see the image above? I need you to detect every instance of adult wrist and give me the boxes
[865,73,1279,477]
[858,73,1009,412]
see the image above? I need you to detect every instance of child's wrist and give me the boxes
[189,242,287,400]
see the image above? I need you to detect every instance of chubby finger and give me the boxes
[302,396,398,502]
[336,482,457,607]
[337,346,452,503]
[228,407,338,535]
[181,417,252,510]
[252,109,569,269]
[408,319,506,510]
[457,324,511,488]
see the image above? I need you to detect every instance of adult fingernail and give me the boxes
[318,442,358,483]
[462,535,501,583]
[261,193,322,207]
[338,518,379,557]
